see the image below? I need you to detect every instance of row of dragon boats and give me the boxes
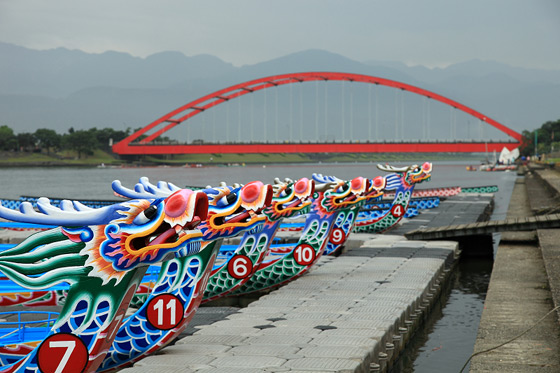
[0,162,497,373]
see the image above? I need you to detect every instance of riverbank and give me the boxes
[0,151,484,168]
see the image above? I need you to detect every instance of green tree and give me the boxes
[0,125,17,151]
[34,128,61,155]
[519,119,560,156]
[63,129,99,159]
[16,132,36,152]
[91,127,130,152]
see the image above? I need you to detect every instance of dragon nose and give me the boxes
[294,178,309,194]
[241,181,264,203]
[351,177,364,190]
[165,190,191,218]
[373,176,384,188]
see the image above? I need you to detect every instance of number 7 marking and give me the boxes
[48,340,75,373]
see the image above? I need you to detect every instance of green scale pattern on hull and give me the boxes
[230,218,331,295]
[203,233,269,300]
[353,190,411,233]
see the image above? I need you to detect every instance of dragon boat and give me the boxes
[0,186,209,373]
[305,173,385,256]
[202,177,315,303]
[96,177,273,371]
[226,176,372,296]
[352,162,432,234]
[386,185,458,198]
[362,195,440,211]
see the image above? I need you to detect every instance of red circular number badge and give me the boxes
[146,293,184,330]
[37,333,88,373]
[390,204,405,218]
[329,228,346,245]
[293,244,316,266]
[227,255,253,279]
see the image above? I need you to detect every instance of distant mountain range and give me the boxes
[1,42,559,140]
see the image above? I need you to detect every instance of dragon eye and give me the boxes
[338,183,349,193]
[133,205,158,225]
[226,193,237,204]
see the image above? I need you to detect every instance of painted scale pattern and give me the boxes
[203,177,315,301]
[231,216,332,295]
[227,177,365,296]
[323,209,355,256]
[99,243,217,371]
[97,180,272,371]
[202,228,269,301]
[353,190,412,234]
[0,184,209,373]
[461,185,499,194]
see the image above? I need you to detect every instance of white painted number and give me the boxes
[228,255,252,279]
[48,340,75,373]
[37,334,88,373]
[153,297,176,326]
[391,204,404,218]
[146,294,183,330]
[330,228,346,245]
[108,313,124,341]
[294,245,315,266]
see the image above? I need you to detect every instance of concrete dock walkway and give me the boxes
[470,167,560,372]
[121,236,458,373]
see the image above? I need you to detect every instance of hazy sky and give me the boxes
[1,0,559,69]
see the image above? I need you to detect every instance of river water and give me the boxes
[0,161,517,372]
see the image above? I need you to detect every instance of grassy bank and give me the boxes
[0,150,483,167]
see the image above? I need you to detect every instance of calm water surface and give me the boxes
[0,161,514,202]
[0,161,517,372]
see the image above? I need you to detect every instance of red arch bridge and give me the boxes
[112,72,522,155]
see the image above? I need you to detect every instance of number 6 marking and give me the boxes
[228,255,253,279]
[37,334,88,373]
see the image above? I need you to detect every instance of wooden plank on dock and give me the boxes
[404,213,560,240]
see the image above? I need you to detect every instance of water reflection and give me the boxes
[390,258,493,373]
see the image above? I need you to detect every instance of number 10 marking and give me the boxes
[293,244,315,266]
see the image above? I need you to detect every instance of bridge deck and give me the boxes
[404,213,560,240]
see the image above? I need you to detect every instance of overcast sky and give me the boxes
[1,0,559,69]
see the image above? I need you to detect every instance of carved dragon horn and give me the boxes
[312,173,343,184]
[377,163,414,173]
[0,197,123,226]
[112,176,181,199]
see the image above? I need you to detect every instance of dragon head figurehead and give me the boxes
[200,181,273,240]
[0,182,208,334]
[311,174,380,214]
[263,177,315,221]
[377,162,432,189]
[113,177,273,242]
[0,187,208,287]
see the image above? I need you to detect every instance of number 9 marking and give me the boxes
[293,244,316,266]
[146,293,184,330]
[228,255,253,279]
[37,333,88,373]
[329,228,346,245]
